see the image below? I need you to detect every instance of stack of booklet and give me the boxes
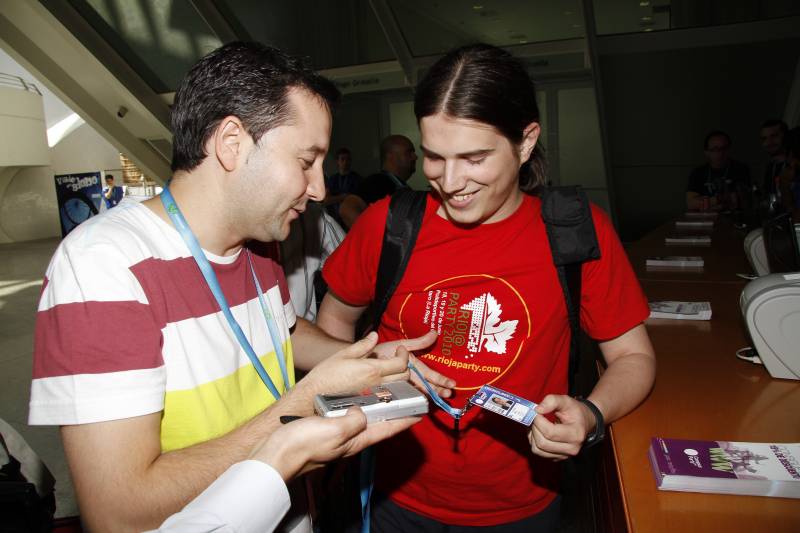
[676,220,714,230]
[665,235,712,246]
[685,211,718,220]
[648,301,712,320]
[649,437,800,499]
[646,256,704,268]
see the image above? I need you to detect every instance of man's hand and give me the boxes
[252,408,419,481]
[528,394,596,461]
[372,330,456,398]
[295,332,410,410]
[371,329,438,359]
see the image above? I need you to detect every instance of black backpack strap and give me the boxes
[373,189,427,330]
[540,186,600,394]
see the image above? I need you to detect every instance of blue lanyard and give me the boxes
[160,188,290,401]
[360,363,469,533]
[408,363,468,419]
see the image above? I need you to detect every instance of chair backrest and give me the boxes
[0,418,56,532]
[763,213,800,273]
[744,228,770,276]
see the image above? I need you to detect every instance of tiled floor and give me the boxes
[0,237,78,518]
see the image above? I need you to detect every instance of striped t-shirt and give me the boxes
[29,199,296,452]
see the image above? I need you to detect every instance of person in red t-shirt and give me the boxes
[319,43,656,532]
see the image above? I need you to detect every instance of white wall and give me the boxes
[0,122,120,243]
[0,46,73,129]
[49,121,120,175]
[0,86,49,167]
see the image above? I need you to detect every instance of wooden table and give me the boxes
[626,217,752,284]
[606,214,800,532]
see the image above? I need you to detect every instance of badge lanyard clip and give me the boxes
[408,362,476,451]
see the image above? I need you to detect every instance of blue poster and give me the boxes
[54,171,104,237]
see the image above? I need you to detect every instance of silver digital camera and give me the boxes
[314,381,428,423]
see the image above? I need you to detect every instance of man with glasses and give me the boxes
[686,130,751,211]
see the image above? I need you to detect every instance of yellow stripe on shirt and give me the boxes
[160,341,295,452]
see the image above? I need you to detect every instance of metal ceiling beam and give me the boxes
[0,3,171,182]
[39,0,171,133]
[188,0,243,44]
[369,0,417,87]
[581,0,619,225]
[597,15,800,55]
[784,55,800,128]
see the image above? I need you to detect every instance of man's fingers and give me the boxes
[532,409,579,443]
[374,345,409,381]
[534,394,565,415]
[529,425,577,460]
[344,417,420,456]
[393,346,411,367]
[408,355,456,398]
[381,371,411,384]
[328,408,369,441]
[410,355,456,388]
[530,412,584,459]
[373,348,410,377]
[335,332,379,360]
[398,330,438,352]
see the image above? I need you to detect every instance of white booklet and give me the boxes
[665,235,712,246]
[676,220,714,229]
[684,211,719,219]
[646,256,704,268]
[649,438,800,499]
[648,301,712,320]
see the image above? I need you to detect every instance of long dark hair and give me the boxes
[414,43,546,192]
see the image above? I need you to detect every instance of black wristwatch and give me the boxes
[575,396,605,448]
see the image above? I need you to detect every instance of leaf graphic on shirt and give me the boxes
[481,294,518,355]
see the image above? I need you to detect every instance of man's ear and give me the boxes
[519,122,541,162]
[213,116,248,172]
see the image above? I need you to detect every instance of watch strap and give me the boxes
[575,396,605,448]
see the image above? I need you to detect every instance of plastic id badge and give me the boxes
[469,384,538,426]
[314,381,429,423]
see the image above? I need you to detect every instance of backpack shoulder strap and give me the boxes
[373,189,427,330]
[540,186,600,394]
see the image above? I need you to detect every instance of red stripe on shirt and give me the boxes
[33,300,163,378]
[131,244,287,327]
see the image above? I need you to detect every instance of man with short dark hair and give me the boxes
[323,147,362,226]
[777,127,800,220]
[28,42,437,532]
[760,119,789,202]
[686,130,750,210]
[102,174,123,208]
[325,147,362,204]
[339,135,418,227]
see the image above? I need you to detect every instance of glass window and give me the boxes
[81,0,223,92]
[388,0,585,57]
[219,0,395,70]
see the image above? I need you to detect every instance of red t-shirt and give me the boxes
[322,192,649,526]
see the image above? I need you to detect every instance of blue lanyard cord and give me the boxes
[359,446,375,533]
[245,251,291,392]
[360,364,467,533]
[408,363,466,419]
[160,188,286,401]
